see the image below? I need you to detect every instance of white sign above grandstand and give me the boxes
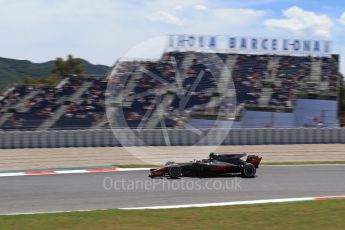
[167,35,332,56]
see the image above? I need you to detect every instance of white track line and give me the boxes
[1,209,106,216]
[117,168,150,171]
[0,172,25,177]
[0,168,151,178]
[3,196,345,215]
[120,196,345,210]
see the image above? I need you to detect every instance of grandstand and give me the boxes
[0,76,107,130]
[0,50,340,130]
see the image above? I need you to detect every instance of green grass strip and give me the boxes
[1,199,344,230]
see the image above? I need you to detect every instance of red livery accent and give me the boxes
[246,155,262,168]
[209,165,230,171]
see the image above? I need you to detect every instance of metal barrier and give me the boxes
[0,128,345,149]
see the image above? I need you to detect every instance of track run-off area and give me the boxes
[1,144,345,171]
[0,165,344,215]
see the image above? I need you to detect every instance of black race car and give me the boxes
[149,153,262,178]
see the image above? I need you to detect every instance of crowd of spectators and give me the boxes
[270,55,338,106]
[1,77,84,130]
[0,85,33,111]
[53,78,107,129]
[321,56,338,92]
[121,60,177,128]
[0,52,340,130]
[232,54,268,105]
[270,56,312,106]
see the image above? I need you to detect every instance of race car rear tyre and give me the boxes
[242,163,256,178]
[168,166,182,178]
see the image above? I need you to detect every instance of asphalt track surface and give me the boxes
[0,165,344,214]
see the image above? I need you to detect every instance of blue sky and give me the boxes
[0,0,344,73]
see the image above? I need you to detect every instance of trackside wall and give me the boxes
[0,128,345,149]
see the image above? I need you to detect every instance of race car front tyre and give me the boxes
[168,166,182,178]
[241,163,256,178]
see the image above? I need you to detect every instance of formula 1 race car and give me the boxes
[149,153,262,179]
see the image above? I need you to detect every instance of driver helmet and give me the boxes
[209,152,215,160]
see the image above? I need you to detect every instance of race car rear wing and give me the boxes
[246,155,262,168]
